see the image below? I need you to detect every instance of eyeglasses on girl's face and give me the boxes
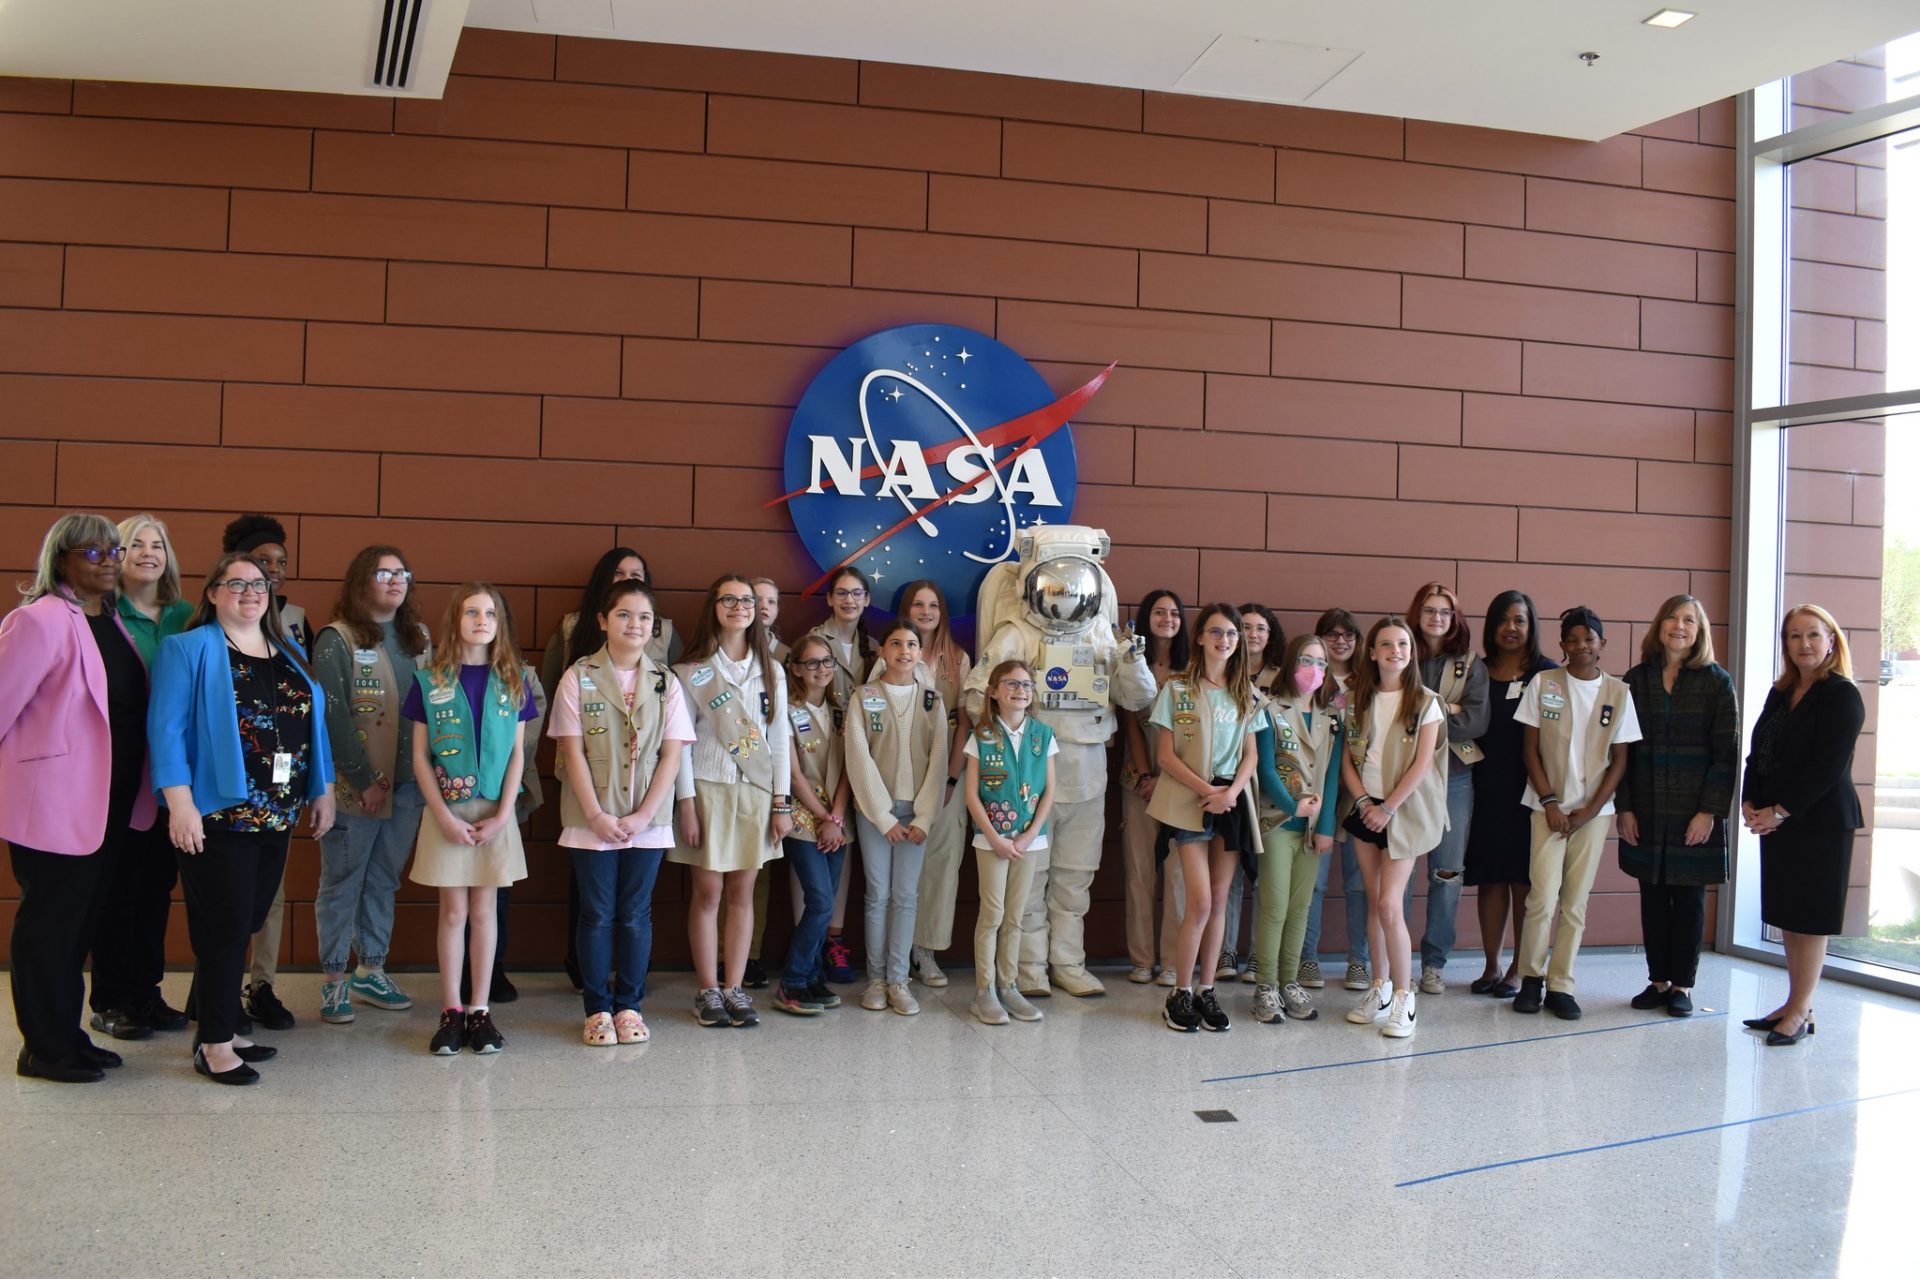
[372,568,413,585]
[1296,655,1329,669]
[829,587,868,602]
[795,657,835,672]
[217,577,272,595]
[998,680,1036,692]
[717,594,756,610]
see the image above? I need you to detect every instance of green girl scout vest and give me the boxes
[679,657,778,792]
[413,667,519,805]
[972,716,1053,840]
[558,649,672,831]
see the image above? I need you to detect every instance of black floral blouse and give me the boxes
[206,646,313,833]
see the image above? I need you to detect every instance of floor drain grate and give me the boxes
[1194,1109,1237,1123]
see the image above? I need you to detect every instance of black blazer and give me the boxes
[1741,674,1864,831]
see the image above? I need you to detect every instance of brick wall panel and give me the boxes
[1200,550,1458,616]
[1856,319,1887,372]
[299,516,618,585]
[1463,393,1693,460]
[861,62,1140,130]
[1143,93,1402,160]
[1783,574,1879,627]
[0,307,302,382]
[1,374,221,444]
[223,384,540,458]
[305,322,620,397]
[1519,509,1728,570]
[1638,461,1734,518]
[1405,121,1642,186]
[541,398,788,466]
[1791,207,1888,272]
[1276,151,1524,227]
[1139,252,1400,326]
[57,443,376,513]
[386,261,697,337]
[313,130,626,209]
[1791,159,1857,214]
[0,242,61,307]
[1695,412,1733,464]
[694,468,787,532]
[1785,521,1883,577]
[1000,299,1269,375]
[381,453,691,524]
[1642,299,1734,358]
[74,80,393,131]
[0,77,71,113]
[0,178,228,250]
[63,246,386,322]
[1458,561,1692,627]
[1401,444,1636,511]
[613,526,819,592]
[855,229,1138,307]
[1853,476,1884,527]
[709,96,998,176]
[622,337,827,405]
[1403,276,1639,348]
[396,75,703,152]
[1465,226,1696,300]
[550,208,851,285]
[1696,251,1735,305]
[1526,177,1732,252]
[1208,375,1460,445]
[930,175,1202,252]
[1271,320,1520,393]
[1631,110,1698,143]
[1786,468,1855,524]
[1036,362,1202,431]
[1266,494,1516,561]
[450,28,556,80]
[556,38,858,103]
[1004,122,1272,200]
[1208,200,1462,276]
[0,441,56,504]
[1073,484,1266,549]
[1643,138,1735,199]
[1073,423,1135,486]
[1524,342,1732,412]
[631,153,926,230]
[699,281,995,347]
[1135,430,1396,497]
[1106,546,1199,607]
[229,191,546,266]
[0,114,309,189]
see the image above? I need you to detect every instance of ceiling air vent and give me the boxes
[372,0,428,90]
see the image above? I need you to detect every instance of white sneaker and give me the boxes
[911,946,949,988]
[1343,961,1372,991]
[1128,966,1155,984]
[1346,982,1391,1024]
[886,982,920,1016]
[1252,984,1283,1024]
[971,987,1009,1025]
[1382,988,1417,1038]
[860,979,889,1011]
[998,985,1044,1022]
[1419,965,1446,996]
[1155,968,1177,987]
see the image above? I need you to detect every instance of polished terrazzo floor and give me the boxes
[4,950,1916,1278]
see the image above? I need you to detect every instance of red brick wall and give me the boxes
[0,30,1739,970]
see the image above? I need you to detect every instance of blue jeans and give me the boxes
[857,800,926,984]
[315,782,425,973]
[1304,835,1370,968]
[783,835,844,989]
[1404,764,1473,970]
[571,847,665,1015]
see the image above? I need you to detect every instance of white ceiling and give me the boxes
[1,0,1918,139]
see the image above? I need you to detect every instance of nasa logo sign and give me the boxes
[1045,666,1070,691]
[774,323,1111,612]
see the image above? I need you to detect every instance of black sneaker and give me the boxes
[137,992,189,1032]
[1195,986,1231,1033]
[88,1008,153,1041]
[1163,989,1200,1033]
[1542,991,1583,1021]
[1512,976,1545,1014]
[1630,983,1672,1011]
[722,987,759,1027]
[1666,989,1695,1017]
[693,988,730,1027]
[743,959,769,990]
[465,1009,504,1054]
[823,934,855,983]
[773,984,823,1016]
[243,981,295,1031]
[804,980,842,1009]
[429,1008,466,1056]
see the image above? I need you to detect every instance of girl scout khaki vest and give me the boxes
[1346,686,1449,860]
[324,619,408,819]
[1146,677,1261,836]
[1431,655,1485,768]
[677,655,779,793]
[809,622,876,706]
[559,611,676,671]
[787,696,844,842]
[1257,695,1337,831]
[557,649,672,831]
[847,681,944,818]
[1531,670,1631,802]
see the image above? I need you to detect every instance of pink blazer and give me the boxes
[0,593,157,855]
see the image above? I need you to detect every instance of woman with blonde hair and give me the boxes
[1739,604,1863,1046]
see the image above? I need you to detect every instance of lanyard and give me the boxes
[229,639,292,784]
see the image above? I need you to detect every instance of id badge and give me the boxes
[271,752,293,785]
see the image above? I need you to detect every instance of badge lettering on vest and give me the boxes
[579,675,596,691]
[1542,710,1562,721]
[794,715,813,735]
[354,648,378,668]
[1600,704,1614,727]
[427,685,456,705]
[861,694,886,712]
[1540,687,1567,711]
[690,666,715,688]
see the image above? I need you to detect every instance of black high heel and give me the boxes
[1742,1015,1782,1031]
[1765,1016,1815,1047]
[194,1046,260,1086]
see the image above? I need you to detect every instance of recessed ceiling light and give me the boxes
[1643,8,1697,27]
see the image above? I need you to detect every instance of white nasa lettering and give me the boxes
[875,441,939,501]
[806,435,866,495]
[1003,451,1062,507]
[944,444,997,506]
[808,435,1057,509]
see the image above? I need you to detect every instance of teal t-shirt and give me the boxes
[1149,683,1254,780]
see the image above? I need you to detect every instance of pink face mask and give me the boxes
[1294,664,1326,696]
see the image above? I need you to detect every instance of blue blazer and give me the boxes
[149,624,333,817]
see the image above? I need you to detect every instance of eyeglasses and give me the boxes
[1203,627,1239,640]
[999,680,1036,692]
[1296,656,1329,669]
[830,588,869,601]
[1420,607,1455,621]
[372,568,413,585]
[217,578,272,596]
[795,658,835,672]
[72,545,126,564]
[717,595,755,610]
[1321,630,1358,642]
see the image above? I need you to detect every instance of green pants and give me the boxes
[1254,824,1321,988]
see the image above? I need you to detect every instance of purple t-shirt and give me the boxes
[401,664,537,755]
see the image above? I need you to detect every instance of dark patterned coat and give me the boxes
[1615,660,1739,886]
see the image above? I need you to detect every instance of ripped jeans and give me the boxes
[1402,764,1472,971]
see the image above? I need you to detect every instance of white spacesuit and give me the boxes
[966,526,1157,997]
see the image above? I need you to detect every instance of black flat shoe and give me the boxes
[1469,975,1501,995]
[1542,991,1583,1021]
[1765,1016,1815,1046]
[232,1043,278,1063]
[16,1047,104,1083]
[1489,981,1520,998]
[193,1047,260,1086]
[89,1008,154,1040]
[1630,984,1672,1011]
[73,1040,123,1070]
[1666,990,1695,1017]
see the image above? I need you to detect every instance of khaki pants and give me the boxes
[1253,824,1321,988]
[1120,784,1184,971]
[913,787,971,951]
[974,841,1039,989]
[1518,811,1610,994]
[1015,796,1104,975]
[248,878,286,986]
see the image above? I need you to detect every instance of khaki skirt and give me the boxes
[410,797,528,888]
[668,779,782,873]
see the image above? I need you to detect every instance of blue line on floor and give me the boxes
[1202,1012,1727,1085]
[1396,1086,1920,1188]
